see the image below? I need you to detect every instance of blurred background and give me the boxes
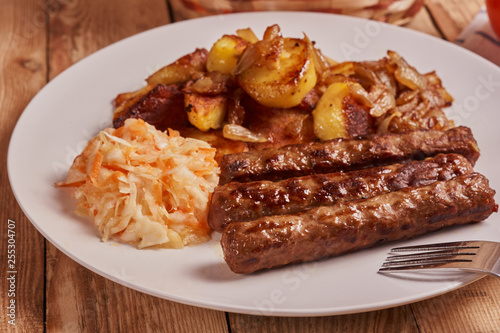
[167,0,500,66]
[169,0,425,25]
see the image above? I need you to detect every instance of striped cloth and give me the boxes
[455,6,500,67]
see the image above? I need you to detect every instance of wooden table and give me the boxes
[1,0,499,332]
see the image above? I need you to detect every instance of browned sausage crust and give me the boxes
[221,173,497,274]
[209,154,474,232]
[219,126,480,184]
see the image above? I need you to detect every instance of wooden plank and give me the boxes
[46,247,229,333]
[411,276,500,332]
[404,5,442,38]
[48,0,170,77]
[228,306,419,333]
[410,2,500,329]
[426,0,484,41]
[45,1,228,332]
[0,0,47,332]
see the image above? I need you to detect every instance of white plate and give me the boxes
[8,12,500,316]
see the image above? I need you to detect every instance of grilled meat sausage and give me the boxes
[221,173,497,274]
[209,154,474,232]
[219,126,480,184]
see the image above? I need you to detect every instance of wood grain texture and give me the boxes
[412,276,500,333]
[0,0,47,332]
[404,5,442,38]
[228,306,419,333]
[426,0,484,41]
[47,0,171,77]
[45,0,228,332]
[46,245,228,333]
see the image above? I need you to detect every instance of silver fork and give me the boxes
[379,241,500,278]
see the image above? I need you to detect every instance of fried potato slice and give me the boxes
[312,82,370,140]
[207,35,250,74]
[236,28,317,108]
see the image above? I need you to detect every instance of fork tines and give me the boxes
[379,241,480,272]
[389,241,480,252]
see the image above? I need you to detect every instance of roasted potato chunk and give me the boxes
[112,25,456,153]
[207,35,250,75]
[312,82,370,140]
[236,36,317,108]
[146,48,208,85]
[185,93,227,132]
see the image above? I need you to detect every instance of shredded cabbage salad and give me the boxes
[57,118,219,248]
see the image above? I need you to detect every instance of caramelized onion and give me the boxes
[348,83,373,108]
[377,111,402,134]
[189,72,228,95]
[263,24,281,41]
[236,28,259,44]
[322,73,358,86]
[327,61,355,76]
[233,37,283,75]
[370,90,396,117]
[374,68,397,96]
[353,62,378,85]
[303,33,331,76]
[223,124,268,143]
[387,50,427,90]
[233,44,260,75]
[396,89,419,105]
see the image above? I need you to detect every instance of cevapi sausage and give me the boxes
[209,154,474,232]
[219,126,480,184]
[221,173,497,274]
